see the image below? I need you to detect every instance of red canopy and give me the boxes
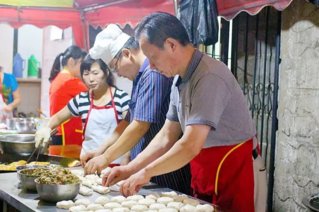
[0,0,293,49]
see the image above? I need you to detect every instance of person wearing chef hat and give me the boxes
[81,24,192,195]
[104,12,267,212]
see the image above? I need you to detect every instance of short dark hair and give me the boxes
[135,12,190,49]
[114,37,140,59]
[80,55,116,88]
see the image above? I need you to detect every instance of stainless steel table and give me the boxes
[0,172,224,212]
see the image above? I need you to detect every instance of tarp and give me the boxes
[0,0,73,7]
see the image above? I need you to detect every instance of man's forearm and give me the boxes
[104,120,150,163]
[8,98,21,109]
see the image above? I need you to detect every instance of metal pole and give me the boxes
[243,13,249,94]
[267,10,281,212]
[174,0,179,16]
[252,14,260,118]
[220,19,230,66]
[259,7,270,155]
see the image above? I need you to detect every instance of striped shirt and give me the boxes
[125,58,192,195]
[67,88,130,123]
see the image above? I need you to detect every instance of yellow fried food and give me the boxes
[0,165,16,171]
[28,161,50,166]
[67,160,81,168]
[9,160,27,166]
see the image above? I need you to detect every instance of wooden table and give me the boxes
[48,145,82,159]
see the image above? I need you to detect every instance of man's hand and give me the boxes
[103,165,134,187]
[120,169,151,197]
[84,154,109,175]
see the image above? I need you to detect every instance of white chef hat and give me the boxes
[89,24,130,64]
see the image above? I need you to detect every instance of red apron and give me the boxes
[191,138,255,212]
[61,117,83,146]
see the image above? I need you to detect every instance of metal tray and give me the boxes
[0,153,79,173]
[303,193,319,211]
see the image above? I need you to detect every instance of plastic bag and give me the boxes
[179,0,219,46]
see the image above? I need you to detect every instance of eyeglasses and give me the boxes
[109,53,122,73]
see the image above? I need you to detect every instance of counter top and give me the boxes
[0,172,225,212]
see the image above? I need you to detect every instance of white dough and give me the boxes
[149,203,166,210]
[196,204,214,212]
[159,208,178,212]
[57,200,75,209]
[121,200,137,209]
[131,205,148,211]
[144,211,157,212]
[157,197,174,205]
[117,180,125,186]
[138,198,155,207]
[183,198,200,206]
[104,202,122,209]
[82,179,97,188]
[111,196,126,203]
[113,208,130,212]
[71,170,84,177]
[173,195,188,203]
[167,202,184,210]
[85,174,100,180]
[69,205,86,212]
[87,204,104,210]
[95,196,110,205]
[92,185,110,194]
[127,195,144,201]
[160,191,178,198]
[95,177,103,185]
[180,204,196,212]
[75,199,92,206]
[96,210,112,212]
[145,193,160,201]
[79,186,93,196]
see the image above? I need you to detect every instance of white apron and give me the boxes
[81,89,124,164]
[0,92,13,123]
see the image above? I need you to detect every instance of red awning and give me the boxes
[216,0,293,20]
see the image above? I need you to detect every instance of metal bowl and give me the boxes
[15,118,35,132]
[0,134,36,155]
[17,168,49,191]
[16,165,50,181]
[35,179,80,202]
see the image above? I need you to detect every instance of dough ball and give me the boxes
[69,205,86,212]
[145,193,160,200]
[160,191,178,198]
[95,196,110,205]
[121,200,137,209]
[57,200,75,209]
[183,198,200,206]
[92,185,110,194]
[71,170,84,177]
[138,198,155,207]
[95,177,103,185]
[104,202,122,209]
[173,194,188,202]
[82,179,97,188]
[127,195,144,201]
[167,202,184,210]
[113,207,130,212]
[196,204,214,212]
[85,174,99,180]
[87,204,104,210]
[180,204,196,212]
[101,167,112,175]
[159,208,178,212]
[79,186,93,196]
[157,197,174,205]
[75,199,91,206]
[149,203,166,210]
[96,210,112,212]
[144,211,158,212]
[117,180,125,186]
[111,196,126,203]
[131,205,148,211]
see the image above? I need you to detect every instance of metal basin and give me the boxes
[303,193,319,211]
[0,134,36,155]
[16,165,50,181]
[35,179,80,202]
[15,118,35,132]
[17,169,45,191]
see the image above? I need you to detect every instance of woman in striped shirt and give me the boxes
[35,56,130,164]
